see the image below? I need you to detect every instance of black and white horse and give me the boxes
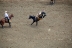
[29,12,46,26]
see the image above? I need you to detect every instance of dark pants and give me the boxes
[5,17,9,22]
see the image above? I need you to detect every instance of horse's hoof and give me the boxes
[9,26,11,28]
[10,27,11,28]
[2,27,4,28]
[2,26,3,28]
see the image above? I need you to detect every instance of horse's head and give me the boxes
[29,15,31,19]
[9,14,14,19]
[41,12,46,18]
[10,14,14,17]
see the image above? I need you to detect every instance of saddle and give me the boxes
[37,17,42,20]
[5,17,9,22]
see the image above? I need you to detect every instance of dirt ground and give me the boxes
[0,1,72,48]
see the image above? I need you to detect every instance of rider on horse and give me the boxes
[5,11,10,22]
[36,11,43,20]
[37,11,46,20]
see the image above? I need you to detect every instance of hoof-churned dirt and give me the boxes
[0,1,72,48]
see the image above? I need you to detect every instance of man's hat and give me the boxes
[5,11,8,13]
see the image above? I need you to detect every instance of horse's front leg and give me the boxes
[36,21,38,26]
[9,22,11,27]
[31,21,34,25]
[2,25,3,28]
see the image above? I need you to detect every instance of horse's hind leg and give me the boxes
[36,21,38,26]
[1,24,3,28]
[1,23,4,28]
[2,25,3,28]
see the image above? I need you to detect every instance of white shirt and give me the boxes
[39,12,41,15]
[36,12,41,17]
[39,12,43,19]
[5,12,9,19]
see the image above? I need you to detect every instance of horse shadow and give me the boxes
[29,23,41,29]
[0,26,11,28]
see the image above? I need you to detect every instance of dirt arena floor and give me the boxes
[0,1,72,48]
